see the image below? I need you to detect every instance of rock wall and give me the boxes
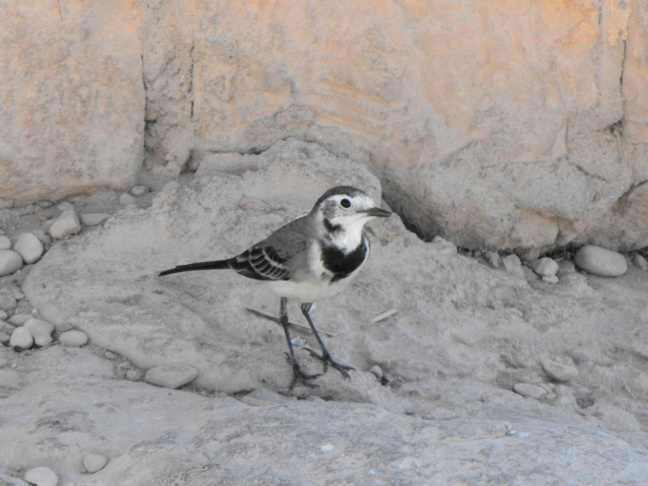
[2,0,648,250]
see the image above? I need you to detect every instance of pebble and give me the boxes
[542,275,559,284]
[0,235,11,250]
[14,233,44,264]
[130,185,150,197]
[0,250,23,277]
[49,209,82,239]
[0,320,14,333]
[369,364,384,379]
[24,466,58,486]
[574,245,627,277]
[542,359,578,382]
[58,330,89,347]
[0,332,10,345]
[119,193,137,206]
[513,383,548,400]
[125,369,142,381]
[241,388,290,406]
[0,309,7,320]
[82,453,108,474]
[501,254,525,278]
[520,248,541,262]
[24,318,55,347]
[9,314,31,326]
[10,326,33,351]
[80,213,110,226]
[144,363,199,389]
[529,257,559,278]
[484,251,500,268]
[634,253,648,271]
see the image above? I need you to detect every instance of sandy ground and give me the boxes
[1,151,648,484]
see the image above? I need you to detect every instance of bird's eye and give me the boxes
[340,198,351,208]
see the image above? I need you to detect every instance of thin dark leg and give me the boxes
[300,302,355,379]
[279,297,320,390]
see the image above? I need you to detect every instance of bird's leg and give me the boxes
[279,297,320,390]
[300,302,355,379]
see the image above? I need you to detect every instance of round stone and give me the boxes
[513,383,548,400]
[23,318,55,347]
[10,326,33,351]
[49,209,82,239]
[574,245,627,277]
[58,330,89,347]
[144,363,199,389]
[0,250,23,277]
[542,359,578,382]
[119,193,137,206]
[24,466,58,486]
[0,235,11,250]
[14,232,44,264]
[529,257,559,278]
[82,453,108,474]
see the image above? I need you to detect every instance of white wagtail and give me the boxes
[159,186,391,389]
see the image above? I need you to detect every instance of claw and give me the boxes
[284,353,321,390]
[305,348,355,379]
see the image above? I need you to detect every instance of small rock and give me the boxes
[125,369,142,381]
[557,260,576,275]
[0,319,15,333]
[10,326,33,351]
[0,332,10,345]
[49,209,82,239]
[57,201,74,212]
[80,213,110,226]
[501,254,525,278]
[0,250,23,277]
[8,314,31,326]
[0,309,7,320]
[542,359,578,382]
[241,388,290,406]
[58,330,89,347]
[634,253,648,271]
[0,235,11,250]
[369,365,384,379]
[24,466,58,486]
[542,275,559,284]
[520,248,541,262]
[82,453,108,474]
[574,245,627,277]
[14,233,44,264]
[513,383,548,400]
[529,257,559,278]
[130,185,149,197]
[119,193,137,206]
[144,363,198,389]
[484,251,500,268]
[23,318,55,347]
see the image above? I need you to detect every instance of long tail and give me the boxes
[159,259,230,276]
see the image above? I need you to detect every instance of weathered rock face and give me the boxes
[2,0,648,251]
[0,1,144,201]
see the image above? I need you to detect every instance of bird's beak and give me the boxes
[362,207,391,218]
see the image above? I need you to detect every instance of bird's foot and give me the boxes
[285,353,321,390]
[305,348,355,379]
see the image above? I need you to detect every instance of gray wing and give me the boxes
[227,217,310,281]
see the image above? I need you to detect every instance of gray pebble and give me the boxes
[0,309,7,320]
[634,253,648,271]
[24,466,58,486]
[104,351,118,360]
[501,254,525,278]
[513,383,548,400]
[10,326,33,351]
[574,245,627,277]
[49,209,82,239]
[13,233,44,264]
[58,330,89,347]
[484,251,500,268]
[529,257,559,278]
[23,318,55,347]
[0,235,11,250]
[130,185,149,197]
[542,359,578,382]
[80,213,110,226]
[82,453,108,474]
[520,248,540,262]
[9,314,31,326]
[0,319,15,333]
[0,250,23,277]
[369,365,384,379]
[144,363,198,389]
[0,332,10,345]
[542,275,559,284]
[119,193,137,206]
[125,369,142,381]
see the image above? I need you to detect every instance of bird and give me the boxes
[159,185,391,389]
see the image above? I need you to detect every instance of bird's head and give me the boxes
[311,186,391,242]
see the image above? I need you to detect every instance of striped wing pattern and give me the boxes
[229,244,291,281]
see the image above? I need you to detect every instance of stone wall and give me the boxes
[2,0,647,250]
